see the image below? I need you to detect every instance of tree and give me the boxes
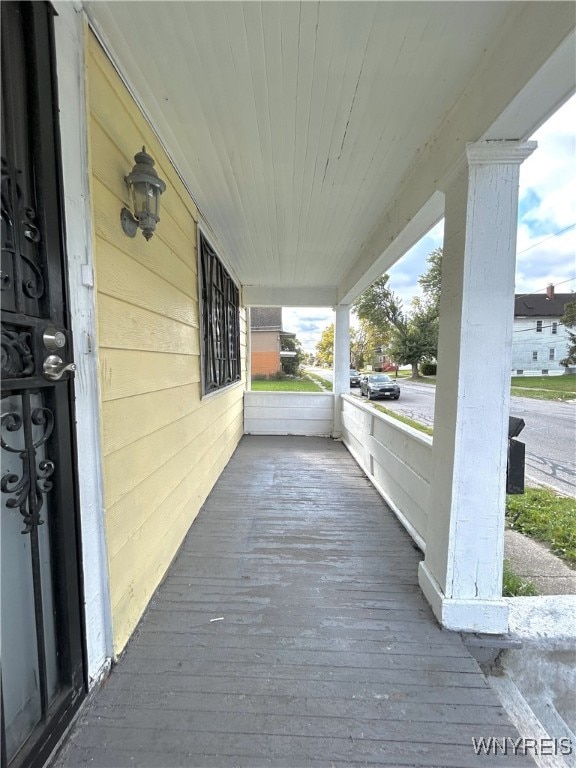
[350,321,381,369]
[560,301,576,368]
[387,309,438,378]
[353,262,440,379]
[303,352,316,366]
[281,334,304,375]
[315,323,334,366]
[352,275,399,339]
[418,247,443,313]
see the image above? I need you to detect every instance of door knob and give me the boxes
[43,355,76,381]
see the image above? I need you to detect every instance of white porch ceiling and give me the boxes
[84,1,575,305]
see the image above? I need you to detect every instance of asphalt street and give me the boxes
[309,368,576,497]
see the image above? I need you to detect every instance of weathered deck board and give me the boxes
[54,436,534,767]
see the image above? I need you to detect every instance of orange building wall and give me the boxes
[251,330,281,375]
[252,350,281,376]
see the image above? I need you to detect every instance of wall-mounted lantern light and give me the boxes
[121,146,166,241]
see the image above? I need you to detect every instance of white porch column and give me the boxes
[419,140,536,633]
[333,304,351,437]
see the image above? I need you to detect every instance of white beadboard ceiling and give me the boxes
[84,1,575,304]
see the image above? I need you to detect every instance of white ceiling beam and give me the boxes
[483,28,576,142]
[339,192,444,305]
[242,285,338,308]
[338,3,575,304]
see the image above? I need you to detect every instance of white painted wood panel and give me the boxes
[53,2,113,682]
[340,395,432,548]
[244,392,334,436]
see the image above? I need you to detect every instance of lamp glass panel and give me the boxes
[133,183,160,219]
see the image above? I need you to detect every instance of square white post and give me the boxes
[333,304,350,437]
[419,141,536,633]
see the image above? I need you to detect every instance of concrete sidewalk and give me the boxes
[504,529,576,596]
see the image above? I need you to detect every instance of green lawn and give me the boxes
[510,374,576,401]
[379,373,573,399]
[371,404,434,437]
[305,371,333,391]
[250,378,324,392]
[506,488,576,566]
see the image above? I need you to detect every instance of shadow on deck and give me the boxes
[53,436,533,767]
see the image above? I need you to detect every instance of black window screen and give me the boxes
[199,233,241,393]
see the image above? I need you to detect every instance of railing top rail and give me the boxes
[341,393,433,447]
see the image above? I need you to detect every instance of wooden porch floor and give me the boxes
[54,436,533,767]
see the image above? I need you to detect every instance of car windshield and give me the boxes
[350,370,358,375]
[369,375,392,383]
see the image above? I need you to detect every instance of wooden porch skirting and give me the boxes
[53,436,533,767]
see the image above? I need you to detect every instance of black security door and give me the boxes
[1,3,86,768]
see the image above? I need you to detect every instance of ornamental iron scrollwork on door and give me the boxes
[2,4,86,765]
[1,154,45,313]
[1,327,34,377]
[1,403,55,533]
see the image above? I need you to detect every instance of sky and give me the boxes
[283,94,576,354]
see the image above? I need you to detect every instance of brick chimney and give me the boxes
[546,283,555,299]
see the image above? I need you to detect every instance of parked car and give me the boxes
[349,369,361,387]
[360,373,400,400]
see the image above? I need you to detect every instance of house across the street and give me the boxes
[250,307,296,376]
[512,284,574,375]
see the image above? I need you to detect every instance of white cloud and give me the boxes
[516,94,576,295]
[387,220,444,307]
[283,307,334,353]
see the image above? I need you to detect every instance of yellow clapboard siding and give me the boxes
[98,294,199,355]
[108,426,242,628]
[98,348,199,402]
[92,174,197,299]
[101,384,199,456]
[105,440,206,560]
[104,406,215,509]
[87,35,197,227]
[109,509,192,652]
[108,421,242,598]
[87,28,245,655]
[102,378,243,458]
[103,389,243,510]
[90,128,198,274]
[96,240,198,327]
[109,426,243,650]
[105,399,243,560]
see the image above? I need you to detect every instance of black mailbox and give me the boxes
[507,416,525,494]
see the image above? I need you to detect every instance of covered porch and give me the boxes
[54,436,533,768]
[3,3,573,766]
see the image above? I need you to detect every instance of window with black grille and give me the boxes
[199,233,241,394]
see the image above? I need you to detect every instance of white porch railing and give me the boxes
[340,394,432,550]
[244,391,334,436]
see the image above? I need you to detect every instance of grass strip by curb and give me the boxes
[506,488,576,567]
[371,403,434,437]
[502,559,538,596]
[305,372,333,391]
[510,387,575,401]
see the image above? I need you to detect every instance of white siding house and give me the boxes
[512,286,574,374]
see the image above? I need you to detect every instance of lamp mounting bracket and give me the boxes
[120,207,138,238]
